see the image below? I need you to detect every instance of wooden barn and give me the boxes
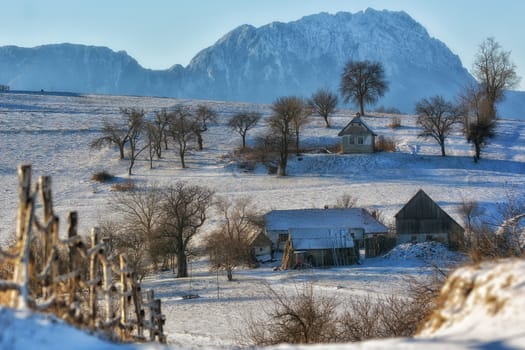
[264,208,388,259]
[337,113,377,154]
[395,189,465,250]
[280,228,358,269]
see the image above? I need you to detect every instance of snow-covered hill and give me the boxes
[1,9,524,118]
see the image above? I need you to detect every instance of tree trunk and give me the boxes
[226,268,233,281]
[180,149,186,168]
[359,99,365,116]
[241,134,246,149]
[197,133,203,151]
[176,251,188,278]
[119,144,125,160]
[440,141,446,157]
[323,115,330,128]
[474,142,481,163]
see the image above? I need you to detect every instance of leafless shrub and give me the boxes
[245,283,339,346]
[91,171,114,183]
[375,135,396,152]
[389,116,402,129]
[333,193,358,208]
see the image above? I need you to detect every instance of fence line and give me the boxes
[0,164,166,343]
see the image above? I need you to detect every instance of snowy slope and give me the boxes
[0,91,524,348]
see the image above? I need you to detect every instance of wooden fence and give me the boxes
[0,165,166,343]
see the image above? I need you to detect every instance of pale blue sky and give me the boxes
[1,0,523,89]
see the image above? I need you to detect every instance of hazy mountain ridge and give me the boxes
[0,8,523,118]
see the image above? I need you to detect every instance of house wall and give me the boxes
[341,134,375,153]
[252,244,272,257]
[295,248,357,267]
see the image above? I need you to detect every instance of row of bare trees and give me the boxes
[91,104,217,174]
[415,38,520,161]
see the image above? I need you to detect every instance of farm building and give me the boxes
[395,189,465,250]
[264,208,388,260]
[280,228,358,269]
[337,113,377,154]
[248,231,273,261]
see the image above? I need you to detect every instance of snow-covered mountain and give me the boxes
[0,9,523,117]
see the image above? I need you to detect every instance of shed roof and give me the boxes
[288,228,355,250]
[265,208,388,234]
[338,116,377,137]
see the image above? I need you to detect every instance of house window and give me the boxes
[426,234,433,241]
[357,136,364,145]
[348,136,355,145]
[410,235,417,242]
[278,234,288,242]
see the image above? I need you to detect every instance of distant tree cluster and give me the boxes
[413,38,520,161]
[91,104,218,174]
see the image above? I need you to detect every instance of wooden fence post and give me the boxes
[89,227,100,327]
[67,211,79,317]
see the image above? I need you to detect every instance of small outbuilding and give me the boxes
[395,189,465,250]
[248,231,273,261]
[338,113,377,154]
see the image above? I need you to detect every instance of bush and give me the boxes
[375,135,396,152]
[91,171,114,183]
[389,116,402,129]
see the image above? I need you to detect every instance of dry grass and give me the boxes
[389,116,402,129]
[375,135,396,152]
[111,180,136,192]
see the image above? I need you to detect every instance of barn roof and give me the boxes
[395,189,463,229]
[288,228,355,250]
[265,208,388,234]
[338,116,377,137]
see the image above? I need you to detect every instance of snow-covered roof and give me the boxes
[289,228,355,250]
[265,208,388,234]
[338,116,378,136]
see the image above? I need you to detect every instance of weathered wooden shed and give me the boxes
[264,208,388,255]
[280,228,358,269]
[337,114,377,154]
[395,189,464,250]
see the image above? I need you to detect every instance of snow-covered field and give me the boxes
[0,90,524,349]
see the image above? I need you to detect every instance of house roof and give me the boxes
[338,116,378,137]
[265,208,388,234]
[288,228,355,250]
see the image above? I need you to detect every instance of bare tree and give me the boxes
[205,197,258,281]
[151,109,171,158]
[460,85,496,162]
[228,111,261,149]
[91,119,130,160]
[340,60,389,116]
[415,95,461,157]
[105,184,164,279]
[291,101,311,155]
[268,96,304,176]
[158,182,214,278]
[473,37,520,119]
[308,89,338,128]
[193,104,217,151]
[122,108,147,175]
[168,106,197,168]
